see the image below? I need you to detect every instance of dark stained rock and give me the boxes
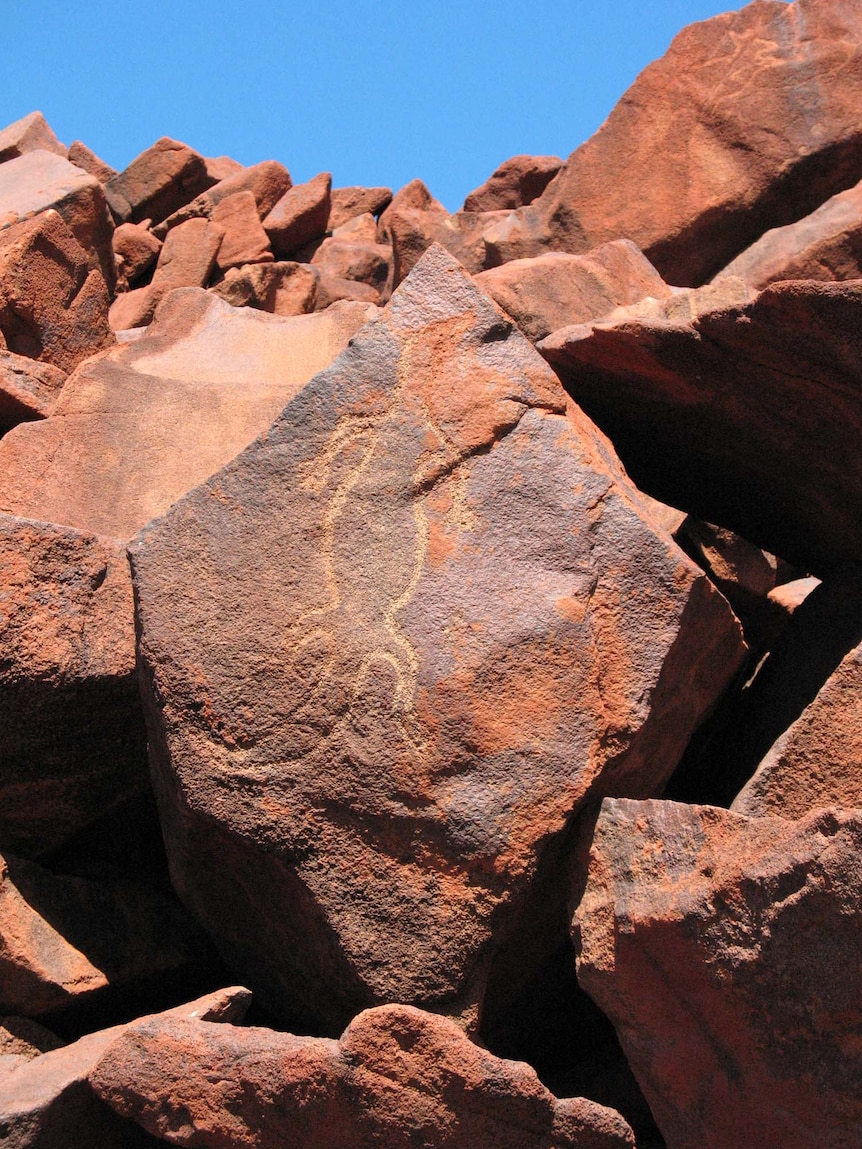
[0,149,116,287]
[502,0,862,285]
[713,174,862,287]
[0,988,250,1149]
[0,852,206,1017]
[0,350,66,432]
[574,798,862,1149]
[732,637,862,818]
[310,235,389,294]
[129,245,744,1031]
[474,241,671,342]
[264,171,332,258]
[0,289,376,539]
[0,113,65,164]
[462,154,562,212]
[154,159,292,236]
[0,515,147,857]
[539,279,862,575]
[91,1003,635,1148]
[104,137,212,226]
[111,221,161,285]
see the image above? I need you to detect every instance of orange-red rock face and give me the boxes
[574,799,862,1149]
[129,246,744,1030]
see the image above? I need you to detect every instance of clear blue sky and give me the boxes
[5,1,737,211]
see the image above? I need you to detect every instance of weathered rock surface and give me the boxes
[0,290,375,539]
[0,852,205,1017]
[0,149,115,286]
[211,260,319,314]
[264,171,332,257]
[0,987,250,1149]
[92,1003,635,1148]
[0,515,147,857]
[0,1017,63,1073]
[0,210,112,373]
[67,140,116,184]
[0,113,65,164]
[540,279,862,575]
[155,159,292,235]
[474,241,671,342]
[129,245,744,1030]
[104,137,212,225]
[111,221,161,285]
[574,798,862,1149]
[0,350,66,431]
[463,154,562,213]
[329,184,392,230]
[211,189,273,270]
[732,638,862,818]
[713,174,862,287]
[501,0,862,285]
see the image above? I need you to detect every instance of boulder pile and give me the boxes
[1,2,860,1147]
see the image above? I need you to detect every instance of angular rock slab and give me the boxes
[131,245,744,1029]
[509,0,862,285]
[540,279,862,575]
[733,639,862,818]
[0,515,147,856]
[91,1003,635,1149]
[574,799,862,1149]
[0,987,250,1149]
[0,290,376,539]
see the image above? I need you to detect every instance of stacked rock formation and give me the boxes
[1,2,860,1146]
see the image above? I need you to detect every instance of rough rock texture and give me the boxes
[462,154,563,212]
[91,1003,635,1149]
[504,0,862,284]
[155,159,292,235]
[0,211,112,373]
[0,515,147,857]
[129,245,744,1030]
[0,290,375,539]
[211,260,319,314]
[713,174,862,287]
[0,988,251,1149]
[311,234,389,294]
[732,639,862,817]
[104,137,212,225]
[539,279,862,575]
[0,852,205,1017]
[0,112,66,164]
[574,798,862,1149]
[0,350,66,431]
[329,185,393,230]
[474,241,672,342]
[264,171,332,257]
[0,149,115,286]
[0,1017,63,1073]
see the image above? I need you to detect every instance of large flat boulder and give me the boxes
[0,290,376,539]
[0,515,147,857]
[104,137,212,225]
[129,245,744,1031]
[574,798,862,1149]
[91,1003,635,1148]
[501,0,862,285]
[539,279,862,575]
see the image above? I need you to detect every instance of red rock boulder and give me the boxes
[462,154,562,212]
[0,289,376,539]
[0,112,65,164]
[129,245,744,1031]
[91,1003,635,1148]
[574,798,862,1149]
[0,350,66,432]
[104,136,212,225]
[264,171,332,257]
[539,279,862,575]
[506,0,862,285]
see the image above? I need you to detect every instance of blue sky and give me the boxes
[5,1,736,211]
